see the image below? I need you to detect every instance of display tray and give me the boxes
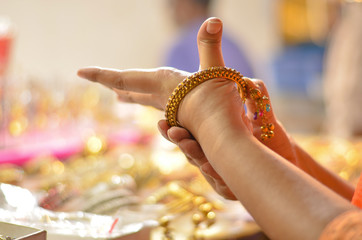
[0,222,46,240]
[47,226,152,240]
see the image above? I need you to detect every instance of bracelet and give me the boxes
[165,66,274,140]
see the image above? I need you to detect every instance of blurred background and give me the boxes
[2,0,362,168]
[0,0,278,80]
[1,0,362,239]
[0,0,347,136]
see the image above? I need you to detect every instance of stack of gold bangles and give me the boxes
[165,66,274,140]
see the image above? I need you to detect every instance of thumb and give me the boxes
[197,17,225,70]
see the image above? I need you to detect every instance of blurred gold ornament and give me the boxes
[159,215,172,228]
[85,135,106,155]
[192,213,204,226]
[338,170,350,180]
[24,155,64,176]
[82,86,100,109]
[206,211,216,225]
[0,164,24,184]
[192,196,206,206]
[158,215,174,240]
[199,203,213,215]
[8,117,28,136]
[118,153,135,169]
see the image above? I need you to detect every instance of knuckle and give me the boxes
[94,67,103,82]
[199,38,221,46]
[155,67,174,79]
[115,76,125,89]
[124,92,134,102]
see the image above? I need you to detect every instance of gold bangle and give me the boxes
[165,67,246,126]
[165,66,274,140]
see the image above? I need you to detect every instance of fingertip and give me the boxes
[206,17,222,35]
[158,119,170,131]
[77,68,86,78]
[167,126,194,144]
[77,66,99,80]
[198,17,223,42]
[157,120,171,140]
[167,127,177,143]
[197,17,225,70]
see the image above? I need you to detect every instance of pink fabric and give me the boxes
[0,125,85,165]
[0,124,151,165]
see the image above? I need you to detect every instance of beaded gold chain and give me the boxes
[165,66,274,140]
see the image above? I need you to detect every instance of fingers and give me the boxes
[177,139,208,166]
[244,78,276,124]
[200,162,222,181]
[114,88,164,110]
[159,120,236,200]
[157,120,171,141]
[167,126,194,143]
[77,67,162,94]
[197,17,225,70]
[200,163,237,200]
[159,123,208,167]
[167,127,208,166]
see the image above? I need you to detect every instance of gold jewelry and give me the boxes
[165,67,274,140]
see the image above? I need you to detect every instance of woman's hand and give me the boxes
[78,66,189,111]
[154,18,299,199]
[158,18,354,201]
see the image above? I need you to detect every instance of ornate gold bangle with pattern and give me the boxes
[165,66,274,140]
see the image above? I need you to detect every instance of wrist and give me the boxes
[177,79,249,140]
[165,67,275,142]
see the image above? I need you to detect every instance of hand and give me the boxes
[155,18,309,200]
[78,66,194,111]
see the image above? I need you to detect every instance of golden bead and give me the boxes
[261,133,268,141]
[261,125,268,133]
[268,131,275,138]
[192,196,206,206]
[206,211,216,227]
[165,67,244,127]
[267,123,275,131]
[199,202,213,214]
[192,213,204,226]
[206,211,216,221]
[250,89,262,100]
[159,216,171,228]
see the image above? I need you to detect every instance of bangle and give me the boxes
[165,66,274,140]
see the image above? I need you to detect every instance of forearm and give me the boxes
[177,79,356,239]
[197,125,356,240]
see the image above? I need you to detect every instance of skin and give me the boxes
[78,17,358,240]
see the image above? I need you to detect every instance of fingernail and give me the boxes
[200,165,211,177]
[157,122,167,139]
[77,69,86,78]
[77,67,99,82]
[167,129,176,143]
[206,19,222,34]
